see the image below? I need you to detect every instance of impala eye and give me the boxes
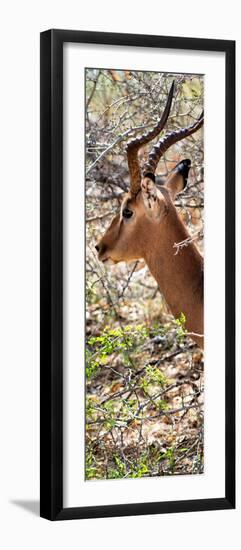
[122,207,133,219]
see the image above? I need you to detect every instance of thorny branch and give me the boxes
[173,229,204,255]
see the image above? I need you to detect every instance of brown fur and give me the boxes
[96,171,204,348]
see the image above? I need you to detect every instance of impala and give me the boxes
[95,82,204,348]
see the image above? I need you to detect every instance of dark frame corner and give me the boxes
[40,29,235,521]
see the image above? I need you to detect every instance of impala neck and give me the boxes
[144,207,204,347]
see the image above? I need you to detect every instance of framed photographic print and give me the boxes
[40,29,235,520]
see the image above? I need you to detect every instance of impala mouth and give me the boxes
[101,257,116,266]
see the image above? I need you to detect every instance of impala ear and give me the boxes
[164,159,191,200]
[141,176,162,218]
[141,174,164,220]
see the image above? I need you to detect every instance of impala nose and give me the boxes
[95,242,107,258]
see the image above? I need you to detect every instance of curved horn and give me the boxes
[143,111,204,177]
[126,81,175,195]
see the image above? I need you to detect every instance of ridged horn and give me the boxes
[126,81,175,195]
[143,110,204,177]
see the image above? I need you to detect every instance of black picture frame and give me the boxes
[40,29,235,521]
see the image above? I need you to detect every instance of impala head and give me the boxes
[95,82,204,265]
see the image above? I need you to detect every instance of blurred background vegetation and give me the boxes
[85,69,204,480]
